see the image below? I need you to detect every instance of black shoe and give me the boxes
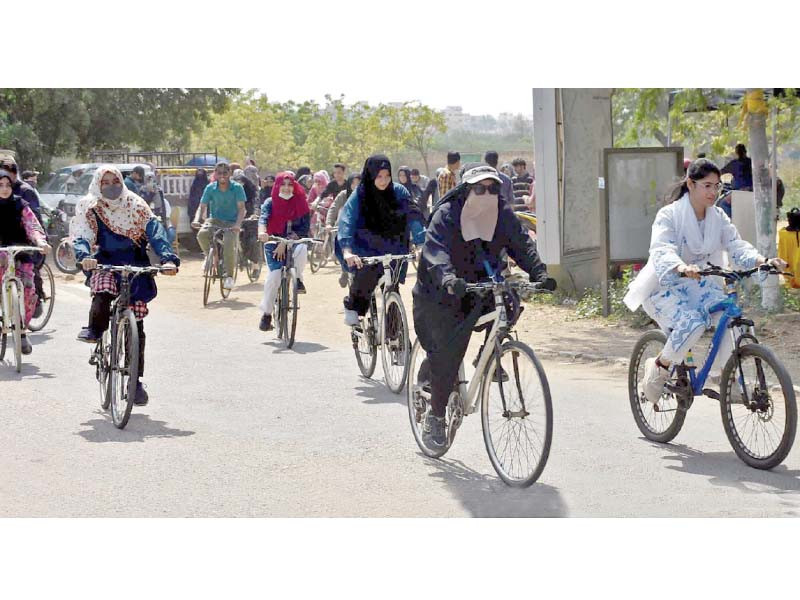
[259,313,273,331]
[133,381,149,406]
[77,327,100,344]
[422,412,446,448]
[20,335,32,355]
[338,271,349,288]
[296,279,307,294]
[33,300,43,319]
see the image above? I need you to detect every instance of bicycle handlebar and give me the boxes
[265,236,320,245]
[359,253,416,265]
[86,264,177,275]
[684,262,793,281]
[0,245,47,256]
[462,279,555,295]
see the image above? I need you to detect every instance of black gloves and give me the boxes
[530,272,557,291]
[443,276,468,298]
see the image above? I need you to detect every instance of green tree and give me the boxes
[0,88,236,173]
[392,102,447,176]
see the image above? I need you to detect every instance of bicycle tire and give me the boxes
[628,330,686,443]
[109,310,139,429]
[202,247,215,307]
[10,280,23,372]
[381,291,410,394]
[309,243,321,273]
[219,239,236,299]
[54,239,80,274]
[720,343,798,470]
[353,296,378,378]
[245,251,262,282]
[28,262,55,332]
[286,272,299,349]
[0,332,5,361]
[406,339,450,459]
[481,340,553,487]
[0,285,6,361]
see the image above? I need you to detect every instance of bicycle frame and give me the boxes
[360,253,414,331]
[684,291,744,396]
[455,288,507,416]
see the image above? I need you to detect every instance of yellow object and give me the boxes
[170,206,181,255]
[778,228,800,288]
[739,89,769,125]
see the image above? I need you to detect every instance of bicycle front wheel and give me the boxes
[97,329,112,410]
[628,330,686,443]
[285,272,299,349]
[202,247,215,307]
[309,242,322,273]
[381,291,410,393]
[109,311,139,429]
[720,343,797,470]
[481,340,553,487]
[28,262,55,332]
[54,239,80,274]
[353,296,378,378]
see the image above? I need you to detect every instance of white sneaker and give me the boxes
[223,276,234,290]
[343,309,360,327]
[643,357,670,404]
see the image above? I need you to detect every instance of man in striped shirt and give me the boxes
[437,151,461,198]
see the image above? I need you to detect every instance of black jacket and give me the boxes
[413,184,547,304]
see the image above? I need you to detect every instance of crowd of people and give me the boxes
[1,144,790,452]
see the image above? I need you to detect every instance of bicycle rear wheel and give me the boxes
[202,247,215,307]
[274,274,288,340]
[353,296,378,378]
[720,343,797,469]
[109,310,139,429]
[481,340,552,487]
[628,330,686,443]
[54,239,80,274]
[96,329,112,410]
[309,242,322,273]
[406,339,450,458]
[7,280,24,372]
[381,291,410,393]
[28,262,55,332]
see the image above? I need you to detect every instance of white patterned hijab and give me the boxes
[70,165,154,245]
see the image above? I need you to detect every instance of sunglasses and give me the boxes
[471,182,501,195]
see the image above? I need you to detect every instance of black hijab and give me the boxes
[0,170,28,245]
[358,154,403,236]
[189,169,209,200]
[344,173,359,197]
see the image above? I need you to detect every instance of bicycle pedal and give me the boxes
[702,388,720,401]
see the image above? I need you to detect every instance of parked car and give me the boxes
[39,163,155,217]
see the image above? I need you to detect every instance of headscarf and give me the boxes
[267,171,309,235]
[358,154,405,238]
[297,174,313,191]
[344,173,360,197]
[0,169,29,246]
[70,164,153,245]
[397,166,413,193]
[312,170,329,194]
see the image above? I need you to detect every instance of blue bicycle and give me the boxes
[629,263,797,470]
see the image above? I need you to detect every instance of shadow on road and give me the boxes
[653,441,800,496]
[75,411,196,443]
[354,377,405,406]
[0,361,56,380]
[264,340,330,354]
[203,298,255,311]
[422,456,567,517]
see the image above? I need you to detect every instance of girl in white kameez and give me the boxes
[624,159,786,404]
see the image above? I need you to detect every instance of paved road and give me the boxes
[3,258,800,517]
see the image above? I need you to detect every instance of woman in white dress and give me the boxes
[624,159,786,404]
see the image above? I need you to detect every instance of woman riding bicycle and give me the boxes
[624,158,786,405]
[0,169,50,356]
[71,165,179,406]
[337,154,426,326]
[412,164,552,449]
[256,172,310,332]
